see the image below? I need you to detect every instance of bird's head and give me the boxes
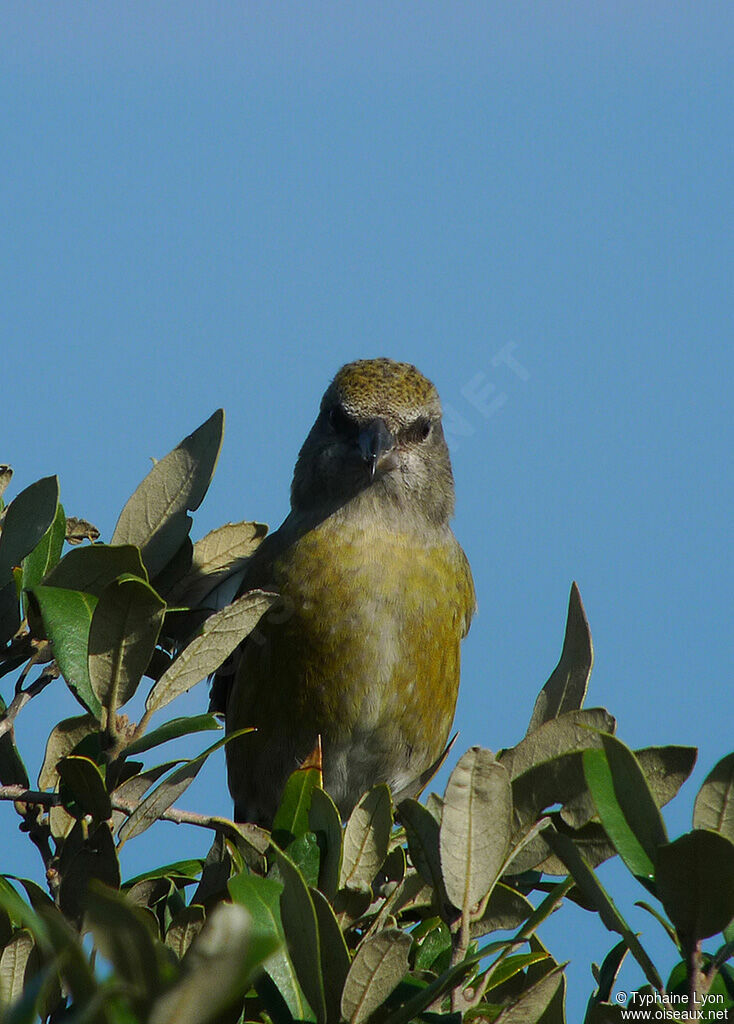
[291,358,456,525]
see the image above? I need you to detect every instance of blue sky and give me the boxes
[2,4,732,1017]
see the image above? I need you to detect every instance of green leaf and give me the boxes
[21,502,66,591]
[526,581,593,733]
[123,713,222,756]
[0,476,59,583]
[582,735,667,883]
[288,832,321,889]
[414,920,452,972]
[146,589,276,712]
[58,755,112,820]
[33,585,101,718]
[275,846,327,1024]
[340,784,393,894]
[656,829,734,941]
[111,410,225,578]
[229,871,311,1021]
[166,520,268,606]
[88,576,165,714]
[43,543,149,594]
[309,787,343,901]
[543,827,663,991]
[273,764,323,847]
[693,752,734,842]
[341,929,412,1024]
[311,886,351,1024]
[440,747,512,914]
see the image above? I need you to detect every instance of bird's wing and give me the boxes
[207,524,287,716]
[455,540,477,639]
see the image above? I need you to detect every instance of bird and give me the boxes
[211,358,475,826]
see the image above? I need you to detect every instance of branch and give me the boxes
[0,784,264,847]
[0,663,58,740]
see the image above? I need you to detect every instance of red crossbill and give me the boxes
[212,358,475,825]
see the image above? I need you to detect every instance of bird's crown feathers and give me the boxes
[324,358,440,426]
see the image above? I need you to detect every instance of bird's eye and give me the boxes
[328,405,356,436]
[403,417,432,443]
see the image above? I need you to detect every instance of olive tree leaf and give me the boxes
[341,929,411,1024]
[0,476,59,583]
[440,747,512,915]
[527,581,593,734]
[693,752,734,841]
[0,929,37,1007]
[398,798,443,894]
[340,785,393,894]
[145,589,276,712]
[500,708,615,780]
[166,520,268,607]
[88,576,165,714]
[111,410,224,578]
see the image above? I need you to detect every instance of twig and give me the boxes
[0,664,58,739]
[0,784,255,844]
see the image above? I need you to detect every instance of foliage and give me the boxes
[0,417,732,1024]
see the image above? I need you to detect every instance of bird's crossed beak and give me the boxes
[358,418,396,481]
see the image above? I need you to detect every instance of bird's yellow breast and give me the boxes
[235,516,473,749]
